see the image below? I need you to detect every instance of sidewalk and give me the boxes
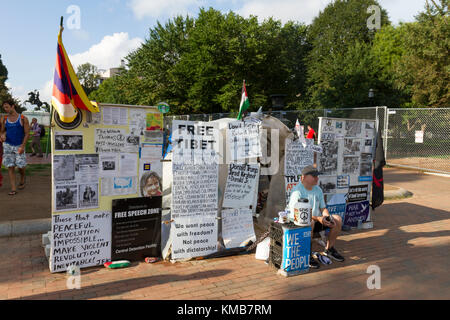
[0,167,449,300]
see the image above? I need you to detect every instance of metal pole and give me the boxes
[384,107,389,161]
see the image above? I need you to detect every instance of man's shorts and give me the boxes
[312,218,330,233]
[2,143,27,168]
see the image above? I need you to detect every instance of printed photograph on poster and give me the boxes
[222,208,256,249]
[318,176,337,194]
[365,122,375,130]
[102,106,128,125]
[337,175,350,189]
[322,119,335,133]
[144,131,164,144]
[146,113,163,131]
[129,109,147,136]
[321,132,335,141]
[336,121,343,129]
[55,185,78,211]
[53,155,75,181]
[342,156,360,175]
[361,153,372,162]
[101,177,138,196]
[344,138,361,156]
[140,171,163,197]
[100,154,119,177]
[360,161,372,177]
[54,132,83,151]
[88,111,102,124]
[345,120,362,137]
[319,140,338,175]
[75,154,99,183]
[79,183,99,209]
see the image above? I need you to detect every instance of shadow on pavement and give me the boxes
[15,269,232,300]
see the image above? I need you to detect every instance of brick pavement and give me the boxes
[0,167,449,300]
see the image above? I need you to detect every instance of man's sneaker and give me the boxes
[30,153,36,157]
[324,247,345,262]
[309,254,320,269]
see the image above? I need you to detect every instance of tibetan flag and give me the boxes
[52,27,99,122]
[237,80,250,120]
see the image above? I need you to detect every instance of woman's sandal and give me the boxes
[8,190,18,196]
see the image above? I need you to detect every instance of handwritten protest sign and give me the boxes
[227,120,262,161]
[95,128,139,153]
[222,208,256,249]
[51,211,111,273]
[223,164,259,208]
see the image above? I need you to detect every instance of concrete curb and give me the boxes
[0,218,51,238]
[384,185,413,200]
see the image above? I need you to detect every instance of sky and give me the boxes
[0,0,428,110]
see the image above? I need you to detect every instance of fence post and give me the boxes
[384,106,389,161]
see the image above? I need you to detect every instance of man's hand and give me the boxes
[0,134,5,142]
[18,145,25,154]
[321,215,336,228]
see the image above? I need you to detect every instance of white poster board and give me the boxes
[51,211,111,273]
[227,120,262,161]
[223,163,260,208]
[171,120,220,259]
[222,208,256,249]
[318,117,376,226]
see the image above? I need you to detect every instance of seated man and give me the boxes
[288,165,345,269]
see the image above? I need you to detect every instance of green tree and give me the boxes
[76,63,102,96]
[394,0,449,107]
[90,8,310,115]
[0,53,23,113]
[305,0,390,109]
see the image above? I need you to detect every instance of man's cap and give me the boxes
[301,165,320,176]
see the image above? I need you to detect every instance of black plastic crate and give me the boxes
[269,221,291,270]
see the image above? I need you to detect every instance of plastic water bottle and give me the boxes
[357,218,363,230]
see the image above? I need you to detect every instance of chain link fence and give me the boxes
[384,108,450,174]
[166,106,450,174]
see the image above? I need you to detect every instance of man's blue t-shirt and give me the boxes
[288,183,326,217]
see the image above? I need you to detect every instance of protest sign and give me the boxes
[51,211,111,273]
[227,120,262,161]
[95,128,139,153]
[171,216,217,259]
[111,197,162,261]
[344,201,370,227]
[222,208,256,249]
[223,164,259,208]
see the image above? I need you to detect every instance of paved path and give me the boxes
[0,167,449,300]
